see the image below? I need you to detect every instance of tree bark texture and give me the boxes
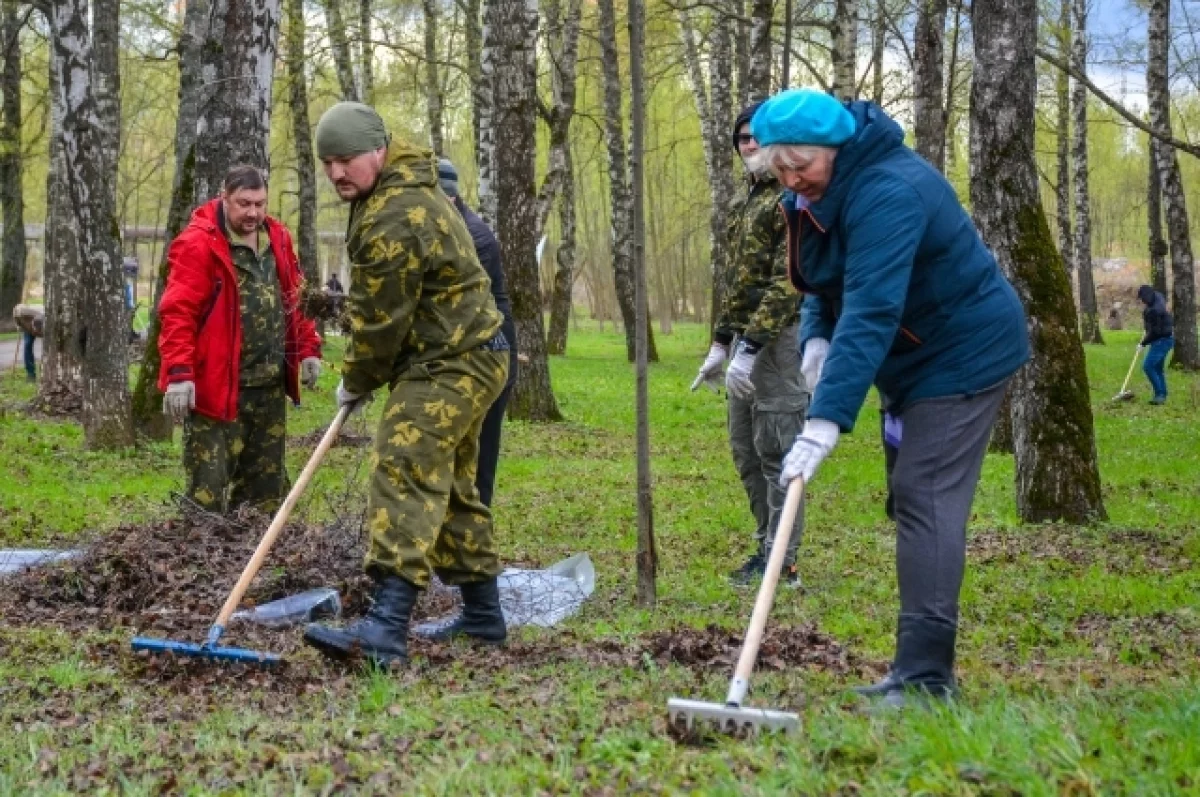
[359,0,375,103]
[50,0,133,448]
[476,0,496,223]
[1148,136,1168,296]
[323,0,359,101]
[490,0,562,420]
[423,0,444,153]
[970,0,1106,523]
[628,0,656,607]
[1054,0,1072,275]
[912,0,947,170]
[598,0,657,362]
[746,0,773,101]
[132,0,209,438]
[0,0,26,326]
[733,0,749,109]
[869,0,886,104]
[1147,0,1198,369]
[541,0,583,355]
[1071,0,1101,344]
[287,0,319,285]
[830,0,858,100]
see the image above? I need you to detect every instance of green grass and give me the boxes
[1,322,1199,794]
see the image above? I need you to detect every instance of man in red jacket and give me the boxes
[157,165,322,513]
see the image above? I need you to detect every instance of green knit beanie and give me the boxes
[315,102,389,158]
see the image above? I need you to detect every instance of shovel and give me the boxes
[1112,344,1143,402]
[668,478,804,736]
[131,404,352,665]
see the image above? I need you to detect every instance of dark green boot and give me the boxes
[854,615,958,704]
[412,578,506,644]
[303,573,419,666]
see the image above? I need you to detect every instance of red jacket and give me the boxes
[157,199,321,422]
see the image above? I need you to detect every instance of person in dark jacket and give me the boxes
[751,88,1030,707]
[1137,285,1174,404]
[438,157,518,507]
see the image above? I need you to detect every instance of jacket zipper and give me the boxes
[198,279,222,329]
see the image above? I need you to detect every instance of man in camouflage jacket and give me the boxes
[303,103,510,667]
[692,101,809,587]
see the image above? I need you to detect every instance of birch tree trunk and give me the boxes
[598,0,656,362]
[50,0,132,448]
[1147,0,1198,369]
[1054,0,1072,275]
[40,9,83,399]
[733,0,749,109]
[541,0,583,355]
[746,0,773,102]
[323,0,359,101]
[0,0,25,326]
[869,0,886,104]
[1071,0,1101,344]
[492,0,562,420]
[1148,136,1168,296]
[476,0,496,223]
[359,0,375,104]
[423,0,443,152]
[628,0,656,607]
[912,0,948,170]
[287,0,319,285]
[830,0,859,100]
[970,0,1105,522]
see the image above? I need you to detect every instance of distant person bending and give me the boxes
[157,164,323,513]
[1137,285,1174,405]
[12,304,44,381]
[437,157,518,508]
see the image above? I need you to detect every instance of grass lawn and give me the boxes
[1,321,1198,794]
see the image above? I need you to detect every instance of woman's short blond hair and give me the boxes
[748,144,838,179]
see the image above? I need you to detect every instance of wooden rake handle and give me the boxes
[1118,345,1143,394]
[727,477,805,703]
[213,404,353,629]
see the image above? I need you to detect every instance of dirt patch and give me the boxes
[289,425,374,450]
[1070,610,1200,668]
[970,525,1192,576]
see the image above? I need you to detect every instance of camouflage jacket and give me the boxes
[341,141,503,396]
[713,175,798,349]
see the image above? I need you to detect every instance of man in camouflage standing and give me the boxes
[303,103,510,666]
[158,165,322,513]
[691,101,809,587]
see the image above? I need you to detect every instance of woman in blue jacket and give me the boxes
[751,89,1030,707]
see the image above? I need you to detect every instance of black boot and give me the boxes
[304,573,419,666]
[854,615,958,705]
[411,578,506,643]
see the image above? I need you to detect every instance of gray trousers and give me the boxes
[882,379,1008,626]
[728,328,809,566]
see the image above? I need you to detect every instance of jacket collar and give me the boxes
[804,101,905,231]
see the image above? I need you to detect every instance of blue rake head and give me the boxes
[131,636,282,666]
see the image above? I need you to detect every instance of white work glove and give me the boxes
[779,419,840,486]
[335,379,370,416]
[300,357,322,390]
[690,343,728,393]
[162,381,195,425]
[724,341,758,400]
[801,337,830,393]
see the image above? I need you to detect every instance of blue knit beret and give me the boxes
[750,89,857,147]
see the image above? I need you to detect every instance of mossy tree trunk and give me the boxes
[0,0,26,329]
[970,0,1106,523]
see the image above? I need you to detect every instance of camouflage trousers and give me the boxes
[364,348,509,588]
[183,383,289,514]
[728,327,809,566]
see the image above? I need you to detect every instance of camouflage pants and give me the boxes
[364,349,509,588]
[183,383,289,513]
[728,327,809,566]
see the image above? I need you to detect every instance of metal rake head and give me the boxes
[667,697,799,737]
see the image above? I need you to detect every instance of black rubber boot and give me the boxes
[854,615,958,704]
[303,573,419,666]
[728,553,767,586]
[412,578,506,644]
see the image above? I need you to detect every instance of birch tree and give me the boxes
[830,0,858,100]
[912,0,948,170]
[1148,137,1168,296]
[746,0,773,101]
[360,0,375,103]
[1071,0,1101,343]
[323,0,360,101]
[491,0,562,420]
[287,0,319,285]
[0,0,25,325]
[970,0,1105,522]
[1054,0,1072,275]
[477,0,497,222]
[1147,0,1198,369]
[424,0,444,152]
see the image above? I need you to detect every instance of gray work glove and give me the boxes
[300,357,322,390]
[724,341,757,399]
[163,381,195,425]
[335,379,371,417]
[780,418,840,485]
[801,337,829,393]
[690,343,728,393]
